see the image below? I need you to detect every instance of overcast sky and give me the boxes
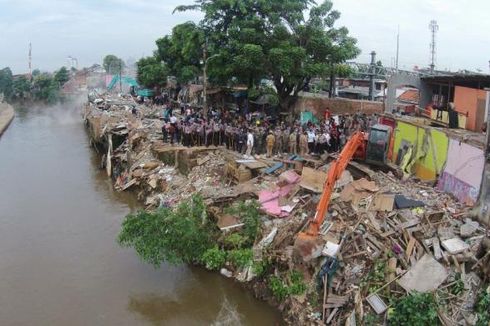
[1,0,489,74]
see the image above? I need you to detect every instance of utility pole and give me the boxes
[395,26,400,72]
[202,40,208,116]
[369,51,376,101]
[429,20,439,74]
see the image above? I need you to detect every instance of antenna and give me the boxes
[395,25,400,72]
[28,42,32,79]
[429,20,439,73]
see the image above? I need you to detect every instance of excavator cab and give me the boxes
[365,124,392,166]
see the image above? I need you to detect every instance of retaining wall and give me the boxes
[293,94,384,118]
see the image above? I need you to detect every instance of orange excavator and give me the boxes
[293,131,367,261]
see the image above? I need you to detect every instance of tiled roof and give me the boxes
[398,89,419,103]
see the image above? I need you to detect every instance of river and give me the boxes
[0,103,280,325]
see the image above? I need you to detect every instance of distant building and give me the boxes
[387,72,490,132]
[336,78,387,101]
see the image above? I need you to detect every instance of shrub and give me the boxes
[228,248,253,269]
[118,195,214,266]
[269,275,289,301]
[252,259,270,277]
[361,260,386,293]
[388,292,439,326]
[268,270,307,301]
[224,233,246,249]
[201,247,226,271]
[475,286,490,326]
[288,270,307,295]
[225,200,261,246]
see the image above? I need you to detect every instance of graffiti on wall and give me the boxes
[437,171,479,205]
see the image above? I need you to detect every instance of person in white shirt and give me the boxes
[307,129,315,154]
[245,129,254,158]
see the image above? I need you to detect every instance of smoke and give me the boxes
[20,93,88,127]
[211,296,243,326]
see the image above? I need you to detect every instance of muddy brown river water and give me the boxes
[0,105,280,325]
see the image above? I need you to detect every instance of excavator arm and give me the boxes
[294,131,365,260]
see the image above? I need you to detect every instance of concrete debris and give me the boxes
[441,237,470,255]
[220,268,233,278]
[397,254,449,292]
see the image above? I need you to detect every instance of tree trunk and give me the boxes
[278,94,298,123]
[329,71,336,98]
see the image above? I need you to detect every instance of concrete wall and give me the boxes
[437,139,485,206]
[392,121,449,181]
[386,72,432,113]
[454,86,487,132]
[294,94,383,118]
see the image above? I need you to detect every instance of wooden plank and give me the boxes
[405,236,417,260]
[299,166,327,193]
[322,275,328,323]
[365,234,385,251]
[326,307,338,324]
[381,219,420,237]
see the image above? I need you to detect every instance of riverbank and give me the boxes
[0,102,14,136]
[83,93,490,325]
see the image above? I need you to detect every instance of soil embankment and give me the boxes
[0,102,14,136]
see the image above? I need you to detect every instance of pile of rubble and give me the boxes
[250,163,489,325]
[83,94,489,325]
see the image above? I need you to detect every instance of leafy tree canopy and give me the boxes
[155,22,204,83]
[32,73,59,104]
[103,55,125,74]
[12,76,31,101]
[32,69,41,77]
[0,67,14,100]
[175,0,360,111]
[54,66,70,86]
[136,56,169,88]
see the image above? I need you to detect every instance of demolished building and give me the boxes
[83,92,490,325]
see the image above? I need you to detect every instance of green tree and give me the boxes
[103,55,125,74]
[155,22,205,83]
[0,67,14,101]
[32,73,59,104]
[176,0,360,113]
[136,56,168,88]
[32,69,41,77]
[54,67,70,86]
[12,76,31,101]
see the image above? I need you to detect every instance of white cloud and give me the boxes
[1,0,489,74]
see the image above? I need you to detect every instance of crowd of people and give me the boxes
[159,102,379,158]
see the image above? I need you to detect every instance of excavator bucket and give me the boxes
[293,231,326,262]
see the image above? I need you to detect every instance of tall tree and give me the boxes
[155,22,204,83]
[176,0,360,112]
[136,56,169,88]
[12,76,31,101]
[0,67,14,101]
[103,55,125,74]
[32,73,59,104]
[54,66,70,86]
